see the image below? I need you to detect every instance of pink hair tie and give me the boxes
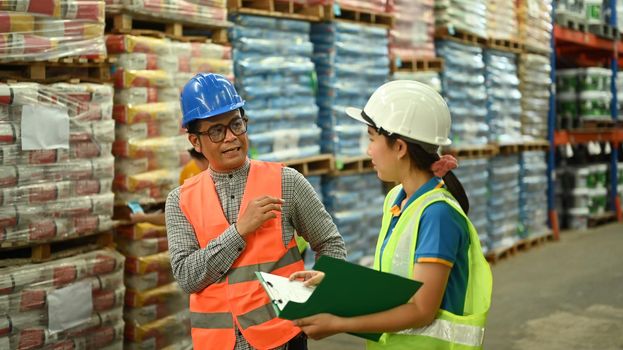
[431,155,458,178]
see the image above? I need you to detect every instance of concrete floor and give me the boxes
[308,222,623,350]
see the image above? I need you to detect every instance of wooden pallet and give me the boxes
[331,156,375,175]
[0,231,114,267]
[555,12,588,32]
[228,0,324,21]
[106,11,230,45]
[391,56,444,73]
[284,154,333,176]
[581,119,623,129]
[486,37,524,54]
[516,231,554,252]
[588,23,618,40]
[0,57,112,83]
[322,4,394,28]
[486,244,518,264]
[442,145,498,158]
[588,211,617,228]
[497,143,522,155]
[520,140,550,152]
[435,26,487,46]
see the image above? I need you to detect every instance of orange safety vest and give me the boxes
[180,160,304,350]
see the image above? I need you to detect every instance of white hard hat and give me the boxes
[345,80,452,146]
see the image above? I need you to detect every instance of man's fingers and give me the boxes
[260,203,282,213]
[256,196,284,206]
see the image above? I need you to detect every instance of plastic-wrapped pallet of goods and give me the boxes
[436,40,488,146]
[555,67,612,129]
[435,0,488,38]
[0,83,115,247]
[312,21,389,158]
[305,0,388,12]
[0,249,125,350]
[322,173,384,265]
[486,0,518,40]
[107,34,233,204]
[487,155,520,251]
[389,0,435,59]
[0,0,106,62]
[519,53,551,139]
[230,15,321,162]
[391,71,442,92]
[452,158,490,254]
[519,151,548,238]
[557,162,609,230]
[116,221,191,349]
[484,49,522,143]
[105,0,228,27]
[517,0,553,54]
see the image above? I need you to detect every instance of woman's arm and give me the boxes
[294,262,451,340]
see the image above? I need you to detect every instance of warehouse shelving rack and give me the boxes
[548,0,623,237]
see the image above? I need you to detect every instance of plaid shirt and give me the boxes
[165,159,346,350]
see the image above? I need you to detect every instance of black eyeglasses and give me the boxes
[195,117,248,143]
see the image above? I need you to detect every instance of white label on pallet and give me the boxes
[21,105,69,150]
[47,280,93,333]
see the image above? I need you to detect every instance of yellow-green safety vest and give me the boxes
[368,185,492,350]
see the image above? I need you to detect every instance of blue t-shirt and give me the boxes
[379,178,470,315]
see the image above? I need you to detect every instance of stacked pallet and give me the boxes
[435,0,488,39]
[519,54,551,139]
[116,222,191,349]
[0,83,115,252]
[0,0,106,62]
[106,0,228,27]
[230,15,321,162]
[487,0,518,41]
[517,0,553,54]
[484,49,522,143]
[0,249,125,349]
[107,34,233,204]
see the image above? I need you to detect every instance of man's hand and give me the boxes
[235,196,284,237]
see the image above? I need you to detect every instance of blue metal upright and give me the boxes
[547,4,559,238]
[609,0,621,216]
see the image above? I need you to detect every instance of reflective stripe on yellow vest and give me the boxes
[368,185,492,350]
[180,160,304,350]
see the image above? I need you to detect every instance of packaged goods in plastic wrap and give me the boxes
[124,283,186,308]
[519,151,548,238]
[436,41,488,146]
[487,155,520,251]
[311,21,389,158]
[519,53,551,138]
[486,0,518,40]
[0,1,105,62]
[517,0,553,53]
[125,251,171,275]
[104,0,228,27]
[0,249,125,349]
[231,15,321,162]
[125,309,190,342]
[322,173,385,263]
[392,71,442,92]
[484,50,522,143]
[435,0,488,38]
[117,236,168,257]
[389,0,435,59]
[452,157,489,253]
[304,0,388,12]
[0,82,114,246]
[125,270,174,292]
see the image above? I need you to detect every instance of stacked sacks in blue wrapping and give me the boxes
[487,155,521,251]
[484,50,522,144]
[230,15,321,162]
[452,158,490,254]
[311,22,389,158]
[436,41,488,146]
[322,173,385,264]
[519,151,549,238]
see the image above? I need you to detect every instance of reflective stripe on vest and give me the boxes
[370,185,492,350]
[397,318,485,347]
[180,160,304,350]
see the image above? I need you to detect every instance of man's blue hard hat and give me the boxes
[180,73,245,128]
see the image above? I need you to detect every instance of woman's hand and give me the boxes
[294,313,345,340]
[289,270,325,287]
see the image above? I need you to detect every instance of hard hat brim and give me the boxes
[345,107,370,126]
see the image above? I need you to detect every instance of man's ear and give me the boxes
[188,133,201,152]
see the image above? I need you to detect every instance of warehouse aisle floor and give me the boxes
[308,222,623,350]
